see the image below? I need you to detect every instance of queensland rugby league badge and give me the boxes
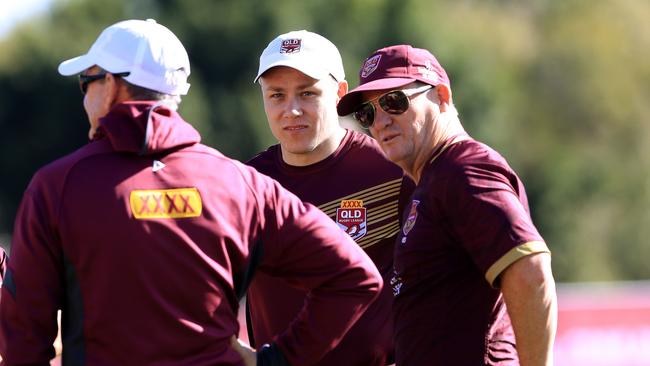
[336,200,367,241]
[402,200,420,236]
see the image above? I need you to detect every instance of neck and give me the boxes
[409,115,466,183]
[281,127,347,167]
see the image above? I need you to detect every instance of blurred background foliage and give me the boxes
[0,0,648,282]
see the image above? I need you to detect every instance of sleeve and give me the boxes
[0,183,63,365]
[442,160,549,287]
[248,172,383,366]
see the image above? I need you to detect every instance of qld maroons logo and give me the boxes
[361,54,381,79]
[402,200,420,236]
[280,38,302,54]
[336,200,367,241]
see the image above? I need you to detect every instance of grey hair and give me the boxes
[98,67,182,110]
[122,80,182,111]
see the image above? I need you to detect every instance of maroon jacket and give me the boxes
[0,101,381,366]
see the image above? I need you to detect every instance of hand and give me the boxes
[230,335,256,366]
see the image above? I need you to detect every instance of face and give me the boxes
[362,83,441,174]
[81,66,115,139]
[259,66,347,166]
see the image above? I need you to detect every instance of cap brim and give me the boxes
[58,54,94,76]
[254,59,330,83]
[337,78,416,116]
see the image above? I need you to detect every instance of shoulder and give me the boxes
[436,140,516,181]
[246,145,279,173]
[344,130,404,170]
[346,130,382,153]
[421,140,520,200]
[439,139,504,166]
[28,140,113,193]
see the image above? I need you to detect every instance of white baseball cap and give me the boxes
[255,30,345,83]
[58,19,191,95]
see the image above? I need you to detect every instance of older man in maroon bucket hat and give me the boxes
[338,45,557,366]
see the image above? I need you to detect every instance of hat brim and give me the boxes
[337,77,417,116]
[254,59,331,83]
[58,54,95,76]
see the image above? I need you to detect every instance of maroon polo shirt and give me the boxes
[391,139,549,365]
[247,130,414,366]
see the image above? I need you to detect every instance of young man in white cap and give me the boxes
[338,44,557,366]
[0,20,384,366]
[246,30,414,366]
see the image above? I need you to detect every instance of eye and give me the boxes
[268,92,284,99]
[301,90,317,97]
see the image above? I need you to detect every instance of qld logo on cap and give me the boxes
[361,54,381,78]
[280,38,302,54]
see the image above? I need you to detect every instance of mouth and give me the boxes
[381,133,399,143]
[284,124,308,131]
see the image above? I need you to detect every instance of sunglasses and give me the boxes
[353,84,433,129]
[78,72,130,95]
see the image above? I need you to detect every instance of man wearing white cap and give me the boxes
[0,20,384,365]
[245,30,414,365]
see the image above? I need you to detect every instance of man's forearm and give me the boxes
[501,252,557,366]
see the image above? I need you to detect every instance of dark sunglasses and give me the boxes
[78,72,130,95]
[353,84,433,128]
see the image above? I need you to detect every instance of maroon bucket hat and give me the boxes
[337,44,450,116]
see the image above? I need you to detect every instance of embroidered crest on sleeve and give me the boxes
[402,199,420,236]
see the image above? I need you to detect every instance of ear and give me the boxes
[103,73,129,108]
[336,80,349,100]
[434,84,452,112]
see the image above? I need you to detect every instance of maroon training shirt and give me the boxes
[0,102,382,366]
[247,130,414,366]
[391,139,549,365]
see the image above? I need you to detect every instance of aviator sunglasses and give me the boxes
[79,72,130,95]
[353,84,433,129]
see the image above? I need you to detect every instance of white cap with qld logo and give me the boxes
[58,19,191,95]
[255,30,345,83]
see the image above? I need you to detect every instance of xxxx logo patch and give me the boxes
[130,188,202,219]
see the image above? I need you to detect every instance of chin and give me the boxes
[383,152,402,164]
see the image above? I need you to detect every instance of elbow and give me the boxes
[501,252,557,300]
[360,265,383,300]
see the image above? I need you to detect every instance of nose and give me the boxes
[283,96,302,119]
[371,105,392,132]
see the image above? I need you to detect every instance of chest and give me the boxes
[392,194,475,292]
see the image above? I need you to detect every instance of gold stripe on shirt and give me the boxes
[367,203,399,226]
[485,241,551,288]
[361,187,400,206]
[369,200,399,217]
[317,178,402,214]
[319,185,400,216]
